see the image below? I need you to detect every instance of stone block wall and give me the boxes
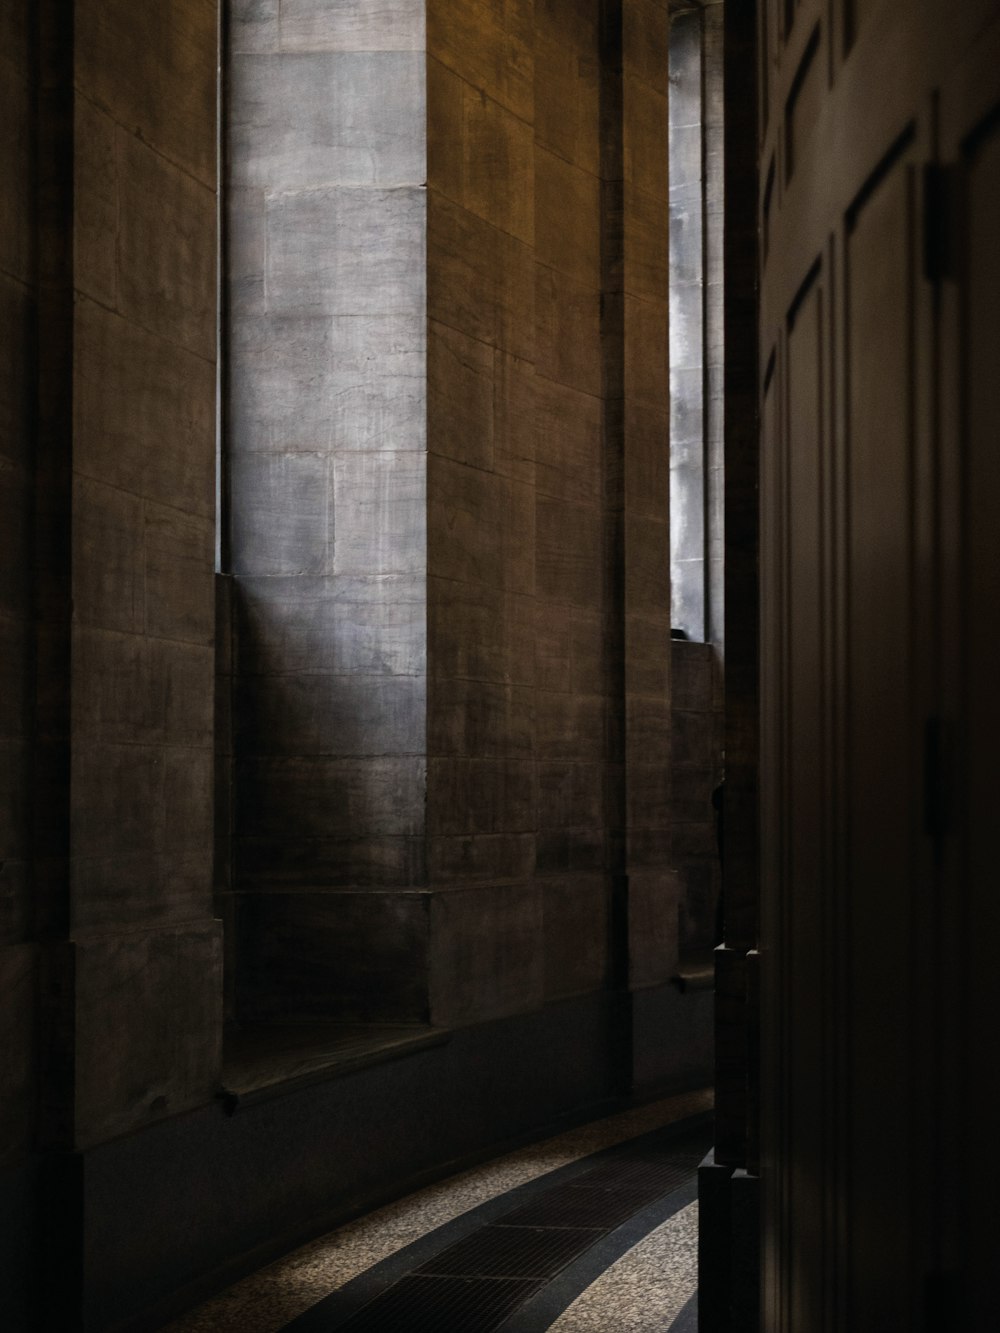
[0,0,223,1161]
[668,0,725,649]
[224,0,679,1028]
[0,5,721,1325]
[531,0,610,1006]
[426,0,541,1024]
[622,0,677,988]
[70,0,222,1146]
[2,0,687,1130]
[226,0,431,1020]
[703,0,725,652]
[424,0,678,1020]
[668,5,706,640]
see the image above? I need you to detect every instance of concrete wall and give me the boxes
[226,0,682,1027]
[669,5,707,640]
[72,0,221,1145]
[425,0,617,1022]
[530,0,611,1008]
[622,0,678,988]
[425,0,542,1025]
[226,0,430,1020]
[2,1,222,1322]
[668,0,725,649]
[0,4,717,1324]
[703,0,725,651]
[425,0,681,1016]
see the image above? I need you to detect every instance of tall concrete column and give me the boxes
[227,0,431,1020]
[0,0,222,1172]
[226,0,678,1034]
[425,0,541,1024]
[620,0,677,996]
[69,0,222,1145]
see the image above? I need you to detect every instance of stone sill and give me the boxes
[220,1021,451,1110]
[671,950,716,993]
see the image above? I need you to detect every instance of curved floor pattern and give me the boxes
[546,1204,698,1332]
[165,1089,711,1333]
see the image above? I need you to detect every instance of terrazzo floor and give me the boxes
[164,1088,711,1333]
[547,1203,698,1332]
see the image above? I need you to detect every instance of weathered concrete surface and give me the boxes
[228,2,430,1016]
[69,0,221,1144]
[622,0,676,991]
[73,922,222,1147]
[669,2,725,648]
[530,0,608,1005]
[225,0,678,1025]
[237,891,431,1022]
[1,3,712,1326]
[0,14,222,1320]
[429,882,544,1026]
[702,3,726,653]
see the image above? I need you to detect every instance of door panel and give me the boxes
[784,270,828,1333]
[759,1,1000,1328]
[940,30,1000,1324]
[964,113,1000,1333]
[784,25,823,185]
[843,141,919,1329]
[846,0,880,52]
[758,350,783,1325]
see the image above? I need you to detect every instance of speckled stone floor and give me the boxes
[547,1203,698,1333]
[164,1088,711,1333]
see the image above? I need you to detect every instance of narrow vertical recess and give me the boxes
[225,0,430,1023]
[668,7,707,643]
[33,0,76,1149]
[722,0,761,963]
[713,0,761,1174]
[32,4,84,1321]
[598,0,628,1024]
[216,0,230,575]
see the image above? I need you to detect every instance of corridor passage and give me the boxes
[165,1092,711,1333]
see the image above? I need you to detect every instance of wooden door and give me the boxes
[758,1,1000,1328]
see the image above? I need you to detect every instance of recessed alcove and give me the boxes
[215,0,712,1061]
[220,1021,448,1106]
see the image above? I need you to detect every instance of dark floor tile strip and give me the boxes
[668,1292,699,1331]
[419,1225,603,1279]
[335,1275,542,1333]
[495,1176,699,1333]
[282,1116,711,1333]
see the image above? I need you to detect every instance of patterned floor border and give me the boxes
[278,1115,711,1332]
